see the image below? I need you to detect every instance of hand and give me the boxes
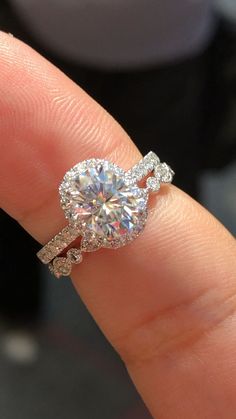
[0,32,236,419]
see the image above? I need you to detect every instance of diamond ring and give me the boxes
[37,152,174,278]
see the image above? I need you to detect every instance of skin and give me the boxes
[0,32,236,418]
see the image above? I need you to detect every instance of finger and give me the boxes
[0,31,139,240]
[1,32,236,419]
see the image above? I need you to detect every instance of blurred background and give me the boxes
[0,0,235,418]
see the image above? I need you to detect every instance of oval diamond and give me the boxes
[60,160,148,247]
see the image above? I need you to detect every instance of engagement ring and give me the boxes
[37,152,174,278]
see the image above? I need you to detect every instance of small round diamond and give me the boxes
[146,176,160,192]
[60,160,148,248]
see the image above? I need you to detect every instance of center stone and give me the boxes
[65,164,146,242]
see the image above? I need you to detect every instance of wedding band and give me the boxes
[37,152,174,278]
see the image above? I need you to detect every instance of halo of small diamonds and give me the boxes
[59,159,149,249]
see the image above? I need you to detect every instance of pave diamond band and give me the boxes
[37,151,174,278]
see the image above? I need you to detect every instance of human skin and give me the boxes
[0,32,236,418]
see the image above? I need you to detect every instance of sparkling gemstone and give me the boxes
[60,161,147,246]
[156,163,174,183]
[146,176,160,192]
[52,257,72,278]
[80,232,103,252]
[67,248,83,264]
